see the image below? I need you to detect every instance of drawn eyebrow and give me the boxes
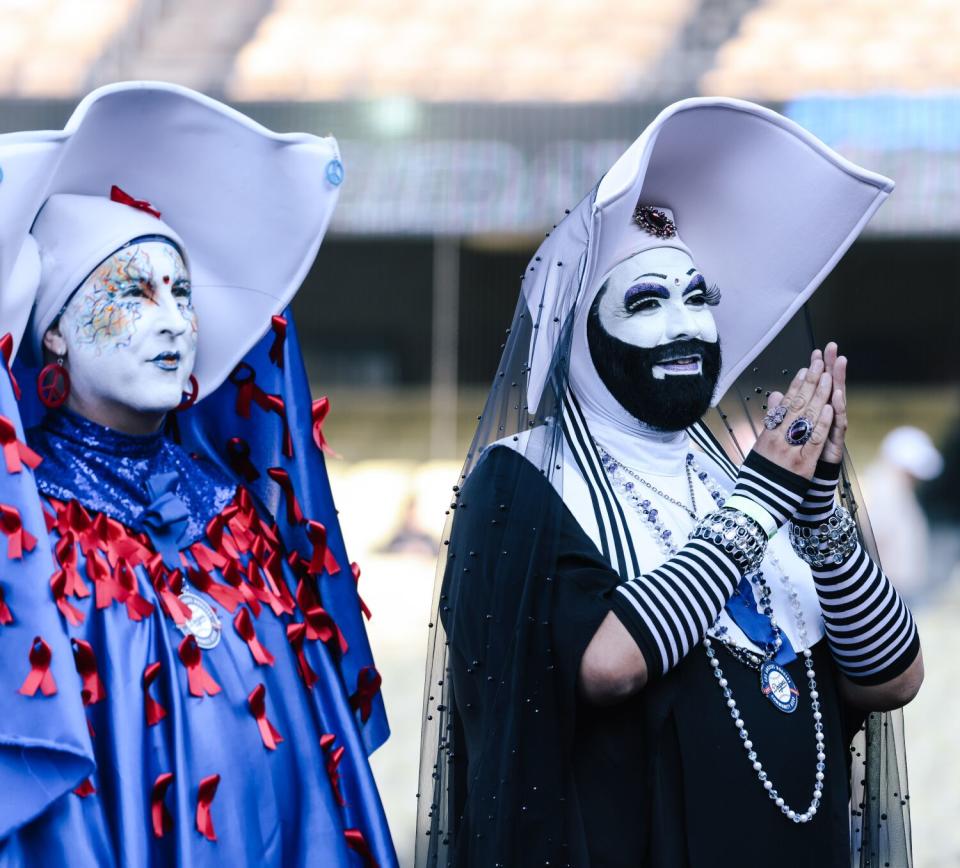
[686,268,697,275]
[682,274,707,296]
[634,272,667,280]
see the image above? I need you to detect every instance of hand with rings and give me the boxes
[751,351,835,480]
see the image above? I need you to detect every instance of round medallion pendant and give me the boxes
[760,661,799,713]
[177,592,222,650]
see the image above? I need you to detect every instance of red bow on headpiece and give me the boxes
[110,185,162,219]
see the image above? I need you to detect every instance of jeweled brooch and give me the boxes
[633,204,677,238]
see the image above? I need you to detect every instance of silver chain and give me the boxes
[607,452,699,521]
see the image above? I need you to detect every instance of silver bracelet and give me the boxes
[789,506,859,568]
[690,508,767,575]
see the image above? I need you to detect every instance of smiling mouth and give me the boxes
[149,352,181,371]
[652,354,703,377]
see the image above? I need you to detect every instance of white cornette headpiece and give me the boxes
[524,97,895,411]
[0,81,344,399]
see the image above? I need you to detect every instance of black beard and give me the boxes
[587,299,722,432]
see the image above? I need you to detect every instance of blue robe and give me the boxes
[0,315,396,867]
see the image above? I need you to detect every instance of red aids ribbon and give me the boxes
[187,566,243,614]
[151,772,175,838]
[256,393,294,458]
[0,583,13,625]
[148,560,192,626]
[143,661,168,725]
[19,636,57,697]
[220,559,262,617]
[266,468,304,525]
[225,437,260,483]
[110,184,162,219]
[287,623,318,688]
[116,560,155,621]
[88,550,127,610]
[71,639,106,705]
[55,533,90,598]
[195,774,220,841]
[306,521,341,576]
[0,416,41,474]
[74,778,96,798]
[0,334,21,400]
[0,504,36,559]
[191,542,228,573]
[177,636,221,697]
[247,683,284,750]
[311,396,340,456]
[320,733,347,806]
[344,829,379,868]
[229,363,257,418]
[50,569,84,626]
[304,606,349,654]
[268,315,287,369]
[351,562,372,620]
[233,608,275,666]
[350,666,383,724]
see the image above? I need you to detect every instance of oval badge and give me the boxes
[177,591,222,650]
[760,661,799,714]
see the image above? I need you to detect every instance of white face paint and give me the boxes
[595,247,719,380]
[48,240,198,426]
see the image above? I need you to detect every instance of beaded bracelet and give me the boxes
[689,508,768,575]
[788,506,859,568]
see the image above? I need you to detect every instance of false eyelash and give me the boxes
[704,283,722,306]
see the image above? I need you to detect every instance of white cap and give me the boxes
[28,192,186,360]
[881,426,943,481]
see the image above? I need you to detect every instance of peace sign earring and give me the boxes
[37,356,71,408]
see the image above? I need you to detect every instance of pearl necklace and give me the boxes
[597,444,826,824]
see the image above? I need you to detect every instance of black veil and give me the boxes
[416,102,912,868]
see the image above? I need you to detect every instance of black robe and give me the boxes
[442,445,859,867]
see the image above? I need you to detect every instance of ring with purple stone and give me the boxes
[763,405,788,430]
[784,416,814,446]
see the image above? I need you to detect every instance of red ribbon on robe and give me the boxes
[244,559,284,616]
[351,561,373,620]
[304,605,349,654]
[268,315,287,369]
[233,608,275,666]
[116,559,155,621]
[0,583,13,625]
[187,566,243,613]
[151,772,175,838]
[306,521,341,576]
[73,778,96,798]
[71,639,106,705]
[287,623,318,688]
[225,437,260,483]
[19,636,57,697]
[0,333,21,400]
[248,683,284,750]
[256,392,294,458]
[88,549,127,609]
[0,415,41,474]
[143,661,168,725]
[229,363,257,418]
[205,514,241,560]
[50,569,84,626]
[195,774,220,841]
[178,636,221,697]
[110,184,162,218]
[320,733,347,806]
[311,396,339,456]
[220,558,262,617]
[266,468,304,525]
[191,542,228,573]
[344,829,379,868]
[349,666,383,724]
[148,559,193,625]
[55,533,90,598]
[0,505,36,559]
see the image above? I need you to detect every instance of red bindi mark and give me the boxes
[162,275,171,284]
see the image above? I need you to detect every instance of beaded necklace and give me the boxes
[596,442,826,824]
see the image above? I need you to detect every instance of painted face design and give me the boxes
[57,239,198,415]
[594,247,720,380]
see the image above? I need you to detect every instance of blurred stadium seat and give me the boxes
[703,0,960,98]
[227,0,696,101]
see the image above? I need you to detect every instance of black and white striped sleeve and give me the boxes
[610,451,809,678]
[729,450,809,527]
[797,461,921,685]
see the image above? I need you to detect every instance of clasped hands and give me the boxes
[751,341,847,480]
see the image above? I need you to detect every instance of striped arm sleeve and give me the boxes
[795,459,840,523]
[730,451,809,527]
[812,542,920,684]
[611,537,742,678]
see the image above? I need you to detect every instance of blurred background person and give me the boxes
[0,0,959,863]
[862,426,944,600]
